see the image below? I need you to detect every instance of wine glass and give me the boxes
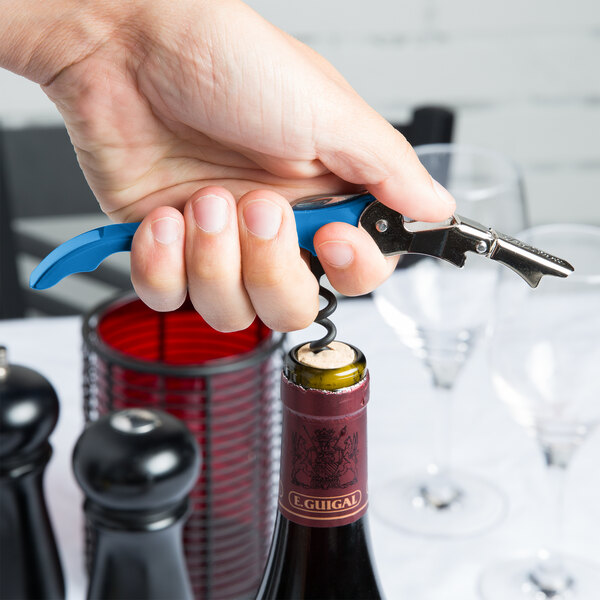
[479,224,600,599]
[373,144,527,537]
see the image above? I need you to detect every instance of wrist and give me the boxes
[0,0,139,84]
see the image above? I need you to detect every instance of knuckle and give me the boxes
[330,276,370,297]
[136,289,186,313]
[243,263,288,289]
[131,268,186,311]
[189,259,238,284]
[204,311,256,333]
[140,270,183,293]
[189,292,256,333]
[261,303,318,333]
[329,258,390,297]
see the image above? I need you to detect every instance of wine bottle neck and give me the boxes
[278,371,369,528]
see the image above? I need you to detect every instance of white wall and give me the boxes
[0,70,61,126]
[2,0,599,225]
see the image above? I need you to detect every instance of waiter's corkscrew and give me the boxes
[29,192,574,350]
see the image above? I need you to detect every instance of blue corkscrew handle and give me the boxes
[29,193,375,290]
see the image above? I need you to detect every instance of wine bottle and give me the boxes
[256,341,383,600]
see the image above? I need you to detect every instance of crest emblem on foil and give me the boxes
[291,426,358,489]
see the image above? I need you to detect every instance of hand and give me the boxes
[40,0,455,332]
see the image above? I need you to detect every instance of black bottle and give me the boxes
[72,408,200,600]
[256,342,383,599]
[0,346,65,600]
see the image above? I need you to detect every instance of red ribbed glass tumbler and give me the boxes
[82,294,284,600]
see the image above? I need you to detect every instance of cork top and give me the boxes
[284,342,366,391]
[296,341,356,369]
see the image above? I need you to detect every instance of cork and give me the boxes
[296,341,356,369]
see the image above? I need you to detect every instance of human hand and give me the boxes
[39,0,455,332]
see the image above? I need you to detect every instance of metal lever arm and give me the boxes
[486,232,575,287]
[359,202,574,288]
[360,202,491,267]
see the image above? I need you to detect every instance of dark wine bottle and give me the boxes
[256,341,383,600]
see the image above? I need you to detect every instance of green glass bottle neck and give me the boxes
[283,343,366,391]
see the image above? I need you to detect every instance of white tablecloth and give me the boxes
[1,297,599,599]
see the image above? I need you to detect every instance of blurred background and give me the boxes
[247,0,600,226]
[1,0,599,317]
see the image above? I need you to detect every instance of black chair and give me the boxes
[0,126,131,318]
[0,129,23,319]
[392,106,454,149]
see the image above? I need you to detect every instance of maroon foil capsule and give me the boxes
[278,373,369,528]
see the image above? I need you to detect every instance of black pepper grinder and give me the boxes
[73,408,201,600]
[0,345,65,600]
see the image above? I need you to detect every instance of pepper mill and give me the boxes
[0,345,65,600]
[73,408,201,600]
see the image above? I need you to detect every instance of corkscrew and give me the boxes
[29,192,574,349]
[308,255,337,352]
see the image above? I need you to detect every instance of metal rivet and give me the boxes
[476,241,488,254]
[375,219,389,233]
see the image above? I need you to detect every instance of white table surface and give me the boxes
[1,297,599,599]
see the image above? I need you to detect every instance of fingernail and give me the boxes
[318,241,354,268]
[193,194,229,233]
[151,217,181,245]
[432,179,456,207]
[243,199,282,240]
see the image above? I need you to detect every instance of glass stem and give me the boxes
[529,440,576,593]
[544,461,567,560]
[421,359,462,508]
[428,355,461,476]
[431,381,453,475]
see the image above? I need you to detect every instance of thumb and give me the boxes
[315,101,455,222]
